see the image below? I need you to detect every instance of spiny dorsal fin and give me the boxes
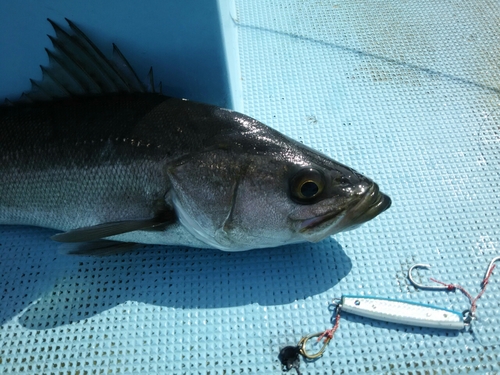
[111,43,147,92]
[15,19,162,103]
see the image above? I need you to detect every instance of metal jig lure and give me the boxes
[337,295,467,330]
[279,255,499,371]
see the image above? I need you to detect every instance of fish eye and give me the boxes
[290,168,325,203]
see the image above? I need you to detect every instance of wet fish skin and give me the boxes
[0,19,391,253]
[0,93,390,251]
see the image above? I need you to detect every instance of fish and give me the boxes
[0,19,391,255]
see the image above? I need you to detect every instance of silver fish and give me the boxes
[0,19,391,255]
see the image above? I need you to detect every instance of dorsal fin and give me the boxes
[16,18,161,102]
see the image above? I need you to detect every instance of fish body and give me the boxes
[0,20,391,254]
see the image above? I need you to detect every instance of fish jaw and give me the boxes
[294,183,392,242]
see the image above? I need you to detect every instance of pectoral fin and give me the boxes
[51,207,176,243]
[51,219,161,242]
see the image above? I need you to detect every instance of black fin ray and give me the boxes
[111,43,147,92]
[146,67,163,94]
[46,20,102,90]
[48,19,125,93]
[64,18,133,92]
[29,79,53,100]
[44,48,88,95]
[147,67,155,93]
[39,65,72,96]
[10,18,158,102]
[48,35,103,94]
[59,240,140,256]
[20,92,34,103]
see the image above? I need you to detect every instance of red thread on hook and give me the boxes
[430,263,497,318]
[482,264,496,288]
[317,310,341,343]
[429,278,457,291]
[470,263,496,316]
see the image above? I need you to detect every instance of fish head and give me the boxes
[284,155,392,243]
[224,142,391,248]
[168,130,390,251]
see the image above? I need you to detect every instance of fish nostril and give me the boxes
[340,176,350,184]
[333,175,351,185]
[352,182,374,196]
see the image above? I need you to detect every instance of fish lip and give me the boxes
[299,183,391,233]
[352,183,391,224]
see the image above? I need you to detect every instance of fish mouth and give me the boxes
[350,183,392,225]
[299,183,391,238]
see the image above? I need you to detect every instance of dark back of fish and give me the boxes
[0,94,240,231]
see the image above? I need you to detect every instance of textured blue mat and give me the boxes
[1,0,500,374]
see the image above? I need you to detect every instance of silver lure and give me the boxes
[337,295,466,330]
[295,296,465,361]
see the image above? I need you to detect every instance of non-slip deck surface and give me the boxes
[1,0,500,373]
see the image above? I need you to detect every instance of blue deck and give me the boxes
[1,0,499,374]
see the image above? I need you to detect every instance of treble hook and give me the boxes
[408,263,450,291]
